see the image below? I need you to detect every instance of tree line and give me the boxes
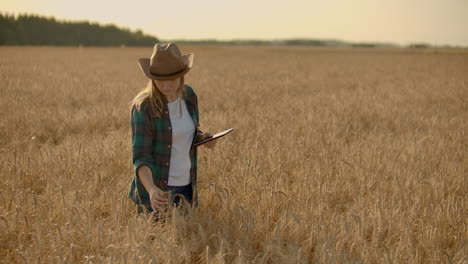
[1,13,462,48]
[0,13,158,46]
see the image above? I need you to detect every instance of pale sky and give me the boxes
[2,0,467,46]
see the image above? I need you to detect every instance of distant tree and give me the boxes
[408,43,431,49]
[0,12,158,46]
[284,39,326,46]
[351,43,377,48]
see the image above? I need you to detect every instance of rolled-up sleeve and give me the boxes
[131,104,156,178]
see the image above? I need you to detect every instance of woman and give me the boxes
[127,43,216,216]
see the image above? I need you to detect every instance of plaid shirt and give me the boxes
[128,84,203,208]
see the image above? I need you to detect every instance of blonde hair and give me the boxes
[131,76,186,119]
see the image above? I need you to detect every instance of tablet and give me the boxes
[194,128,234,147]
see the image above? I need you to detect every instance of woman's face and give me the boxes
[154,77,181,97]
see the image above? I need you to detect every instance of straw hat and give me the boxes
[138,42,194,80]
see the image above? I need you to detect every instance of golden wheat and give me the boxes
[0,46,466,263]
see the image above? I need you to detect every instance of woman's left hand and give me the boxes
[202,132,216,149]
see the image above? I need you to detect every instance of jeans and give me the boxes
[167,184,193,206]
[136,184,193,215]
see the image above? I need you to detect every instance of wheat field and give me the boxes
[0,46,466,263]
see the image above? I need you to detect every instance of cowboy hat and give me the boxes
[138,42,194,80]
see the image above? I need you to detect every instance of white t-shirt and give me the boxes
[167,95,196,186]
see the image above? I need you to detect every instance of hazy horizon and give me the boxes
[2,0,467,46]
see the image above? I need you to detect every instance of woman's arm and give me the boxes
[137,165,157,195]
[131,104,167,210]
[192,87,216,149]
[131,104,156,176]
[137,165,167,211]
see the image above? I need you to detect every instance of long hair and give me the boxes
[131,76,186,119]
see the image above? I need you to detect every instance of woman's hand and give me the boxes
[149,187,168,212]
[137,166,168,211]
[202,132,217,149]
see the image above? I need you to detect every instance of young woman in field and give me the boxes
[127,43,216,217]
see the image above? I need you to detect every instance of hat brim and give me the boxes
[138,53,194,80]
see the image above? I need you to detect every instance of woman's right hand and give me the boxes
[149,187,169,212]
[136,166,169,212]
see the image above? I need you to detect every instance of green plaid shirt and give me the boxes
[128,84,203,208]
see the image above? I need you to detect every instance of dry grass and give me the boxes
[0,45,466,263]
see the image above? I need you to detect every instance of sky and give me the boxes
[2,0,467,46]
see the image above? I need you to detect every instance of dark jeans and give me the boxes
[167,184,193,206]
[137,184,193,215]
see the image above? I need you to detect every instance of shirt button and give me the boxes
[168,126,171,130]
[165,111,168,114]
[167,145,171,148]
[166,162,169,166]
